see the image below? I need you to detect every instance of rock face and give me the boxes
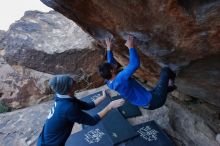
[128,99,220,146]
[0,55,52,109]
[40,0,220,107]
[2,10,104,88]
[1,31,52,110]
[0,30,5,50]
[166,99,220,146]
[0,101,53,146]
[0,30,5,42]
[0,11,106,109]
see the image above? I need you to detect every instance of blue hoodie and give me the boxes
[107,48,152,106]
[37,94,100,146]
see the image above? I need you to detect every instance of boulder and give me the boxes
[0,101,53,146]
[0,30,6,52]
[0,11,107,109]
[0,55,52,109]
[40,0,220,107]
[0,30,5,42]
[2,10,104,88]
[127,96,220,146]
[165,99,220,146]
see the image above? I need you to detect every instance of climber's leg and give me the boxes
[148,67,173,110]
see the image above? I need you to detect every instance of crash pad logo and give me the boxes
[90,93,102,102]
[84,129,105,144]
[138,126,159,141]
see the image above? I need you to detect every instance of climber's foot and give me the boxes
[167,85,177,93]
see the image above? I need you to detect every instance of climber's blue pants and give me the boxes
[148,67,171,110]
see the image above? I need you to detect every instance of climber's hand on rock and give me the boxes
[125,35,134,49]
[105,37,112,50]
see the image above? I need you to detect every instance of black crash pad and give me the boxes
[81,92,111,129]
[81,91,111,114]
[83,109,138,145]
[100,109,138,145]
[81,92,139,145]
[65,122,113,146]
[80,91,103,103]
[120,121,175,146]
[110,95,142,118]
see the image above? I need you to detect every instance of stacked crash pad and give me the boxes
[65,91,175,146]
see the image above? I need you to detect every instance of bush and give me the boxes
[0,102,9,113]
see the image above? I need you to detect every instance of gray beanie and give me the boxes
[49,75,75,95]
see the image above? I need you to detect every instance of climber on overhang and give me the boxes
[37,75,125,146]
[98,35,176,110]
